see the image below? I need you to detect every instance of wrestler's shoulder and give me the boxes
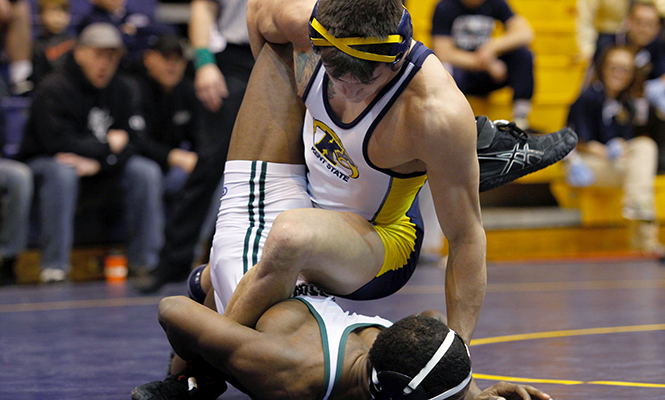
[400,58,470,135]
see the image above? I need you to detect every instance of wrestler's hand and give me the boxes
[195,63,229,112]
[474,382,551,400]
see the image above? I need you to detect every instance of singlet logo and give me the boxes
[312,119,359,181]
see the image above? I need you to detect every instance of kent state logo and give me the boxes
[312,120,359,182]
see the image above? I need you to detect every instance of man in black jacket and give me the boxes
[131,34,204,207]
[17,23,165,282]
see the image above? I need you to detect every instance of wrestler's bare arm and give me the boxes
[247,0,315,58]
[407,58,487,346]
[159,296,264,374]
[159,296,327,397]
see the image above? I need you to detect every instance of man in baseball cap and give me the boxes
[16,21,164,284]
[75,22,125,88]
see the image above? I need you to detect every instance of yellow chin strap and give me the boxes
[310,17,403,63]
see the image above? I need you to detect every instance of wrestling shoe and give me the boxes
[476,116,578,192]
[130,373,191,400]
[131,365,227,400]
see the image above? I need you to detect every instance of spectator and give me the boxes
[1,0,33,95]
[16,23,164,282]
[592,1,665,78]
[576,0,665,63]
[567,45,664,254]
[31,0,76,88]
[431,0,535,130]
[136,0,254,294]
[0,131,32,285]
[592,1,665,167]
[130,34,203,206]
[76,0,171,63]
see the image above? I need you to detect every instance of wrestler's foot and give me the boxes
[131,365,227,400]
[476,116,578,192]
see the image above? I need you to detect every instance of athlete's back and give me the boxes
[229,298,381,400]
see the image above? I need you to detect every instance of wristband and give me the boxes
[194,48,215,70]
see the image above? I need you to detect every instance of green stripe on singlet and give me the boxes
[243,162,258,273]
[328,323,380,399]
[294,298,331,400]
[251,162,267,266]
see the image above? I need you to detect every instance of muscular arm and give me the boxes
[413,59,487,346]
[159,295,321,398]
[159,296,261,373]
[409,62,485,400]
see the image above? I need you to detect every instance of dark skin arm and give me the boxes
[159,296,326,400]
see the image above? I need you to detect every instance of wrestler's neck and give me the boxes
[330,352,373,400]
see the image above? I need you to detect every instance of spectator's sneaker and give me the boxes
[40,268,67,283]
[476,117,578,192]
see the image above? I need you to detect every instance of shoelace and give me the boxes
[495,120,528,141]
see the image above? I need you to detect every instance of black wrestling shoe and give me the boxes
[130,373,191,400]
[131,366,227,400]
[476,116,577,192]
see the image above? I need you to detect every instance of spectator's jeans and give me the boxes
[164,166,189,194]
[0,159,33,258]
[27,155,165,271]
[452,46,535,101]
[577,136,659,219]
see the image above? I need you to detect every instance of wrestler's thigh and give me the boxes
[270,208,385,295]
[227,43,305,163]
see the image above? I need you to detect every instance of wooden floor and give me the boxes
[1,256,664,399]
